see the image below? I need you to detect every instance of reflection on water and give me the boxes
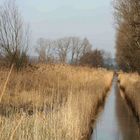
[91,78,140,140]
[115,80,140,140]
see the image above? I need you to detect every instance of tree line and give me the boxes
[0,0,114,70]
[35,37,104,68]
[114,0,140,73]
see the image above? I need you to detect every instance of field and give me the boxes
[0,64,113,140]
[118,73,140,120]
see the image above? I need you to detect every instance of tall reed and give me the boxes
[0,64,113,140]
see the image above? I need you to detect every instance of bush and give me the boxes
[79,49,104,68]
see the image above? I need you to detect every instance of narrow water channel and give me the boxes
[91,77,140,140]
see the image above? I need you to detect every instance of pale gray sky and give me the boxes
[0,0,116,56]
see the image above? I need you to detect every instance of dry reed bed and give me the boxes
[0,64,113,140]
[118,73,140,121]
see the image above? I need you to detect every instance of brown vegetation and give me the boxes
[118,73,140,121]
[114,0,140,73]
[79,49,104,68]
[0,64,113,140]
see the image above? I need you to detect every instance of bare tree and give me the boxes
[75,38,92,64]
[0,0,30,69]
[36,38,47,63]
[81,38,92,55]
[69,37,83,64]
[36,38,55,63]
[114,0,140,72]
[55,37,71,63]
[70,37,79,64]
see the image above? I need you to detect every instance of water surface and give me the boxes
[91,78,140,140]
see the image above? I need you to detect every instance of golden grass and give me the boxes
[0,64,14,103]
[118,73,140,118]
[0,64,113,140]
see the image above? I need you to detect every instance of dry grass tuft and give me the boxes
[118,73,140,118]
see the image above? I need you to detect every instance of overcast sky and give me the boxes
[0,0,116,57]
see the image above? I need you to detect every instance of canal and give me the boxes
[91,77,140,140]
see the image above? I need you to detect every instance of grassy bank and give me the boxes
[118,73,140,122]
[0,64,113,140]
